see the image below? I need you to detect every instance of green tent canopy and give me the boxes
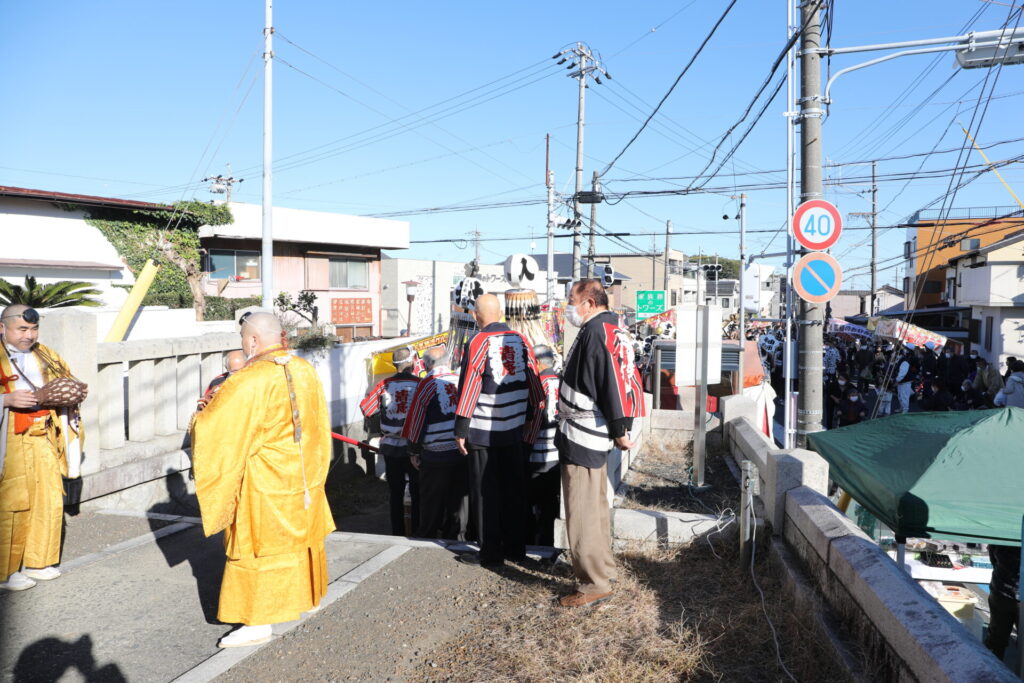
[807,408,1024,545]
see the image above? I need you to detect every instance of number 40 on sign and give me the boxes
[792,199,842,251]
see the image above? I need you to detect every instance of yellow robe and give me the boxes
[192,347,336,625]
[0,343,82,576]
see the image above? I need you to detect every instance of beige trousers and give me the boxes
[561,462,615,595]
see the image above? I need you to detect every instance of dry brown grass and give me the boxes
[414,534,855,683]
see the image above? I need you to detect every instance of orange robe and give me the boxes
[192,347,336,625]
[0,343,83,577]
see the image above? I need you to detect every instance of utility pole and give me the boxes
[572,45,588,281]
[261,0,274,308]
[663,220,672,291]
[204,163,244,202]
[871,160,878,314]
[545,134,556,302]
[650,237,657,290]
[851,161,879,314]
[797,0,824,447]
[587,170,599,277]
[737,194,747,394]
[552,43,608,281]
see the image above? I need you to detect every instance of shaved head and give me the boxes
[224,350,246,372]
[1,304,30,321]
[475,293,501,327]
[239,312,284,357]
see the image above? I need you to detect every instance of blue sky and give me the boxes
[3,1,1022,289]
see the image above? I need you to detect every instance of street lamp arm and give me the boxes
[815,27,1024,56]
[823,39,1021,109]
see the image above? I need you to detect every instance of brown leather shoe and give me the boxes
[557,590,613,608]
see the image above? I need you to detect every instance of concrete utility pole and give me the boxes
[737,194,747,394]
[587,171,599,277]
[871,160,878,314]
[663,220,672,291]
[545,135,556,302]
[797,0,824,447]
[261,0,274,308]
[572,45,589,281]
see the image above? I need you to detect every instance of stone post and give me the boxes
[40,308,99,466]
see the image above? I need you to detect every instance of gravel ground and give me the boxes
[215,547,543,683]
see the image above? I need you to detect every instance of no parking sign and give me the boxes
[793,252,843,304]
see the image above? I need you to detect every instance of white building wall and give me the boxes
[0,198,133,307]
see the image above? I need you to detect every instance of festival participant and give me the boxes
[0,305,86,591]
[360,347,421,536]
[454,293,543,567]
[972,356,1004,407]
[556,280,645,608]
[197,350,246,410]
[526,345,560,547]
[403,347,468,541]
[192,313,335,648]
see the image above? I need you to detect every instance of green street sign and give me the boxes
[636,290,666,316]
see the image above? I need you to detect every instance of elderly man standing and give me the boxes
[360,346,421,536]
[454,293,543,567]
[557,280,645,608]
[403,346,468,541]
[0,305,86,592]
[192,313,335,648]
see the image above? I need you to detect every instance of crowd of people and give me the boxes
[759,324,1021,429]
[360,283,644,608]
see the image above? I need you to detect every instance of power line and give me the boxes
[598,0,740,178]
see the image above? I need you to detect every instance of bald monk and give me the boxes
[0,304,86,591]
[192,313,336,647]
[197,350,246,410]
[453,294,543,567]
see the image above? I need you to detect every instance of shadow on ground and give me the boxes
[13,634,125,683]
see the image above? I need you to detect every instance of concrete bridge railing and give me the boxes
[718,394,1013,682]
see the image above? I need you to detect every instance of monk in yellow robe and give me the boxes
[192,312,336,648]
[0,304,86,592]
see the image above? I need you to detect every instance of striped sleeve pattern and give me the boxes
[401,376,435,443]
[359,379,386,417]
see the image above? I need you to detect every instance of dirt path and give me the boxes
[215,547,539,683]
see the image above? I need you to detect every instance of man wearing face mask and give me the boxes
[0,305,86,592]
[556,280,645,608]
[192,313,335,648]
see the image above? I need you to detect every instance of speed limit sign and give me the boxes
[792,199,842,251]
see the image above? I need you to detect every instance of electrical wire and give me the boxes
[598,0,741,178]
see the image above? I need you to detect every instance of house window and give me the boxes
[721,298,730,307]
[671,290,678,306]
[209,249,261,281]
[944,278,955,303]
[902,277,911,296]
[985,316,994,352]
[705,298,713,306]
[903,241,912,259]
[329,258,369,289]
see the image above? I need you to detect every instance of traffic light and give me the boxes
[601,264,614,287]
[701,264,723,281]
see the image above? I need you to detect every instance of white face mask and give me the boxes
[945,353,952,358]
[565,304,585,328]
[850,396,859,402]
[837,380,846,386]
